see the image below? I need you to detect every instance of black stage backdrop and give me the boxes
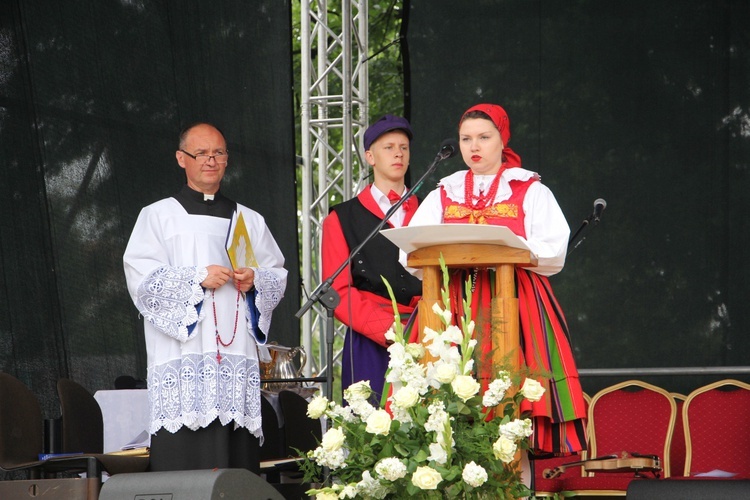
[406,0,750,395]
[0,1,299,418]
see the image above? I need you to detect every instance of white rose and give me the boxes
[521,378,546,402]
[306,395,329,419]
[320,427,346,452]
[493,435,517,463]
[365,409,392,435]
[434,363,457,384]
[315,492,338,500]
[344,381,372,403]
[411,465,442,490]
[405,342,425,360]
[392,386,420,409]
[451,375,480,402]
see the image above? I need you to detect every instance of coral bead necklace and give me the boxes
[464,168,505,210]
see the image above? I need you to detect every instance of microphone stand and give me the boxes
[295,142,457,401]
[567,209,602,255]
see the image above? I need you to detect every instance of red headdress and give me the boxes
[460,103,521,167]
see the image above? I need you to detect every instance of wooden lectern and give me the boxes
[381,225,538,375]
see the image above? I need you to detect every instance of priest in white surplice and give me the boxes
[123,122,287,472]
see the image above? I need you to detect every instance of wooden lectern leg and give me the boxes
[491,263,521,377]
[418,265,442,364]
[491,296,521,376]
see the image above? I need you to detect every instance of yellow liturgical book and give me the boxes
[226,211,258,270]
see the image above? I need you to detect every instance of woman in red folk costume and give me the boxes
[406,103,587,455]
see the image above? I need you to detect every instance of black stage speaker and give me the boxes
[98,468,285,500]
[0,477,98,500]
[627,479,750,499]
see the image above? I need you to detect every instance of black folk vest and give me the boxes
[331,199,422,306]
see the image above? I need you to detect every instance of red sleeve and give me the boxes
[321,211,398,347]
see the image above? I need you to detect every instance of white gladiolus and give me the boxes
[443,324,463,344]
[427,441,448,464]
[384,327,396,342]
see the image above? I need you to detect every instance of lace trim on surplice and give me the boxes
[147,353,262,437]
[135,266,208,342]
[251,267,284,341]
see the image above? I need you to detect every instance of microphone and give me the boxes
[438,138,460,160]
[593,198,607,223]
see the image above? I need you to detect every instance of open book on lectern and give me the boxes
[380,223,537,258]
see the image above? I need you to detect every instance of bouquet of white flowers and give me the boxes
[300,257,546,499]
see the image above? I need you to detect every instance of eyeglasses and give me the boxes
[180,149,229,165]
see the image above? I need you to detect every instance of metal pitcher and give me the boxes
[264,344,306,391]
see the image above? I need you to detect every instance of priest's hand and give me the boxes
[202,265,233,289]
[234,267,255,293]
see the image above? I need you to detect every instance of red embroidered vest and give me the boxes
[440,176,537,238]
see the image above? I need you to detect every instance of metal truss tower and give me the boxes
[299,0,369,390]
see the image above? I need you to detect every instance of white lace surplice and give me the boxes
[123,198,287,437]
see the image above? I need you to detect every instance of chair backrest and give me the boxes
[260,394,285,460]
[56,378,104,454]
[683,379,750,478]
[0,373,44,468]
[588,380,676,477]
[278,390,322,456]
[668,393,686,477]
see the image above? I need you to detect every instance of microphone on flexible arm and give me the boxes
[568,197,608,253]
[438,138,460,160]
[593,198,607,224]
